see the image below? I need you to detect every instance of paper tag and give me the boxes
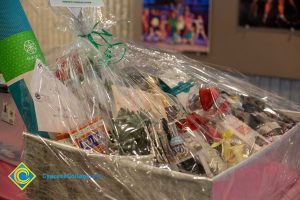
[30,59,87,133]
[50,0,104,7]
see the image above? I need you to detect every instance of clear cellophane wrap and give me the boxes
[21,1,300,200]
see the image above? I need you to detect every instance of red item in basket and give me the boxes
[202,123,221,141]
[199,88,220,111]
[176,113,221,141]
[218,101,229,113]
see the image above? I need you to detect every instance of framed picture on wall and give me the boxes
[142,0,211,53]
[239,0,300,30]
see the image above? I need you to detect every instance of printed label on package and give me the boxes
[69,117,109,153]
[50,0,104,7]
[217,115,270,151]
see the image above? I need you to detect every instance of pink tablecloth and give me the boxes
[281,179,300,200]
[0,161,25,200]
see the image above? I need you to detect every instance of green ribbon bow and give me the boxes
[79,22,127,64]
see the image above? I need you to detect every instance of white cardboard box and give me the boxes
[23,122,300,200]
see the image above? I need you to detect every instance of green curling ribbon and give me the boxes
[79,22,127,64]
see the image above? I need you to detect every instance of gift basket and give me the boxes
[9,1,300,200]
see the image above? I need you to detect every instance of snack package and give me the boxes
[17,1,300,200]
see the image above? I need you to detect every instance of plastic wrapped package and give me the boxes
[16,2,300,200]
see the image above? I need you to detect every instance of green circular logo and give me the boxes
[24,40,37,55]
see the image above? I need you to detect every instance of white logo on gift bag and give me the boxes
[24,40,37,55]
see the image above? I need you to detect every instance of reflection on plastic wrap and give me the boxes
[21,2,300,200]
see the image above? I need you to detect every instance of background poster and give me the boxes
[239,0,300,30]
[142,0,210,53]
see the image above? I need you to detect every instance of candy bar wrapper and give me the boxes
[22,1,300,200]
[55,133,75,146]
[68,117,110,153]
